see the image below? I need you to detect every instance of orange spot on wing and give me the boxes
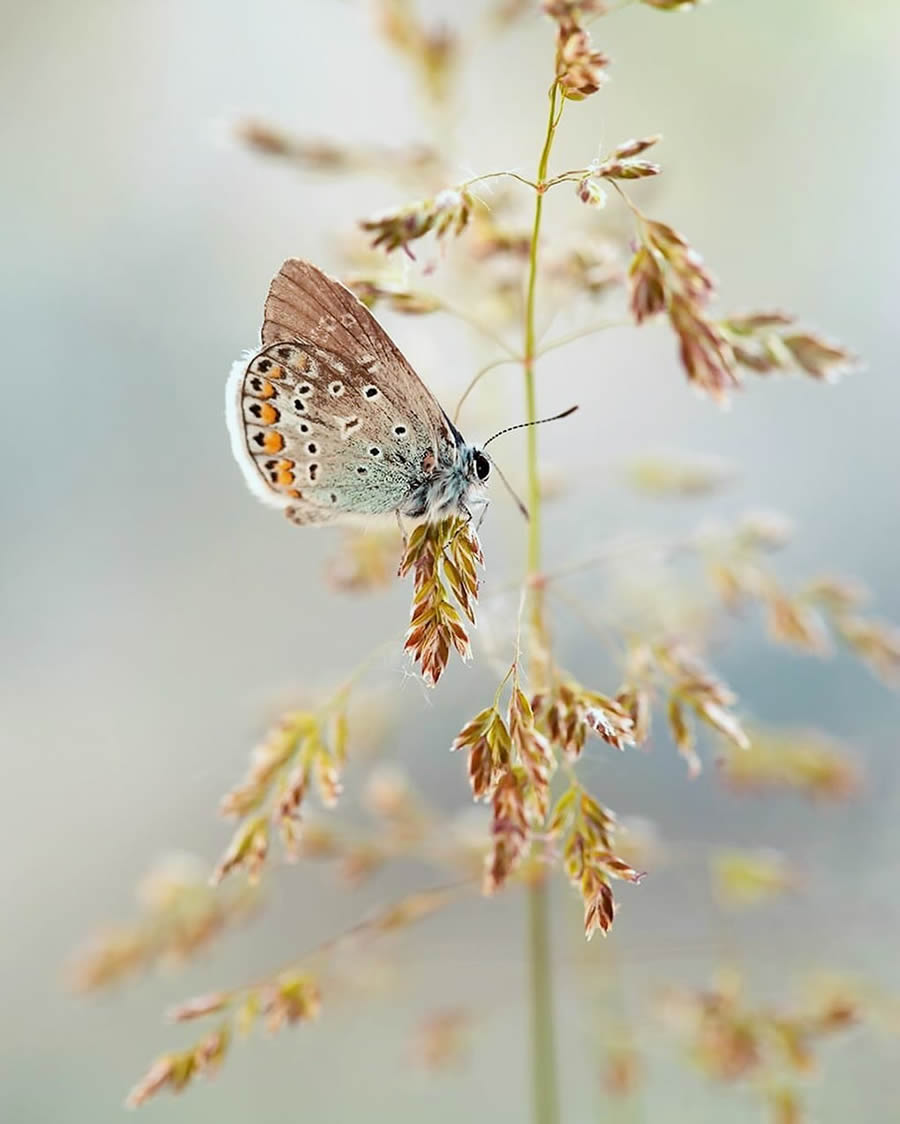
[276,468,295,486]
[263,431,285,453]
[248,377,276,399]
[259,403,279,424]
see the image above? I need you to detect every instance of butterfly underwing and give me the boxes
[225,260,491,526]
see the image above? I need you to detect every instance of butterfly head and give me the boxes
[418,438,490,521]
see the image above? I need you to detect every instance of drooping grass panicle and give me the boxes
[126,884,463,1107]
[622,206,859,401]
[374,0,459,105]
[233,118,443,182]
[549,783,643,939]
[716,726,861,801]
[69,856,258,993]
[214,693,351,884]
[658,968,862,1123]
[361,187,474,257]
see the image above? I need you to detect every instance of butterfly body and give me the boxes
[226,260,489,526]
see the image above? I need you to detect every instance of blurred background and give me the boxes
[2,0,899,1120]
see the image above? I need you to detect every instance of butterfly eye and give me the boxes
[474,451,491,481]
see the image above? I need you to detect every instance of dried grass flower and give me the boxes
[69,855,258,992]
[549,784,643,938]
[716,726,861,801]
[654,640,749,775]
[413,1008,472,1070]
[452,703,512,802]
[835,614,900,685]
[361,187,474,256]
[624,208,859,401]
[659,969,859,1122]
[484,767,532,893]
[641,0,706,9]
[626,451,735,497]
[720,313,860,382]
[126,885,462,1107]
[710,848,797,909]
[543,0,609,21]
[346,276,442,316]
[602,1041,642,1097]
[556,25,610,100]
[325,526,405,592]
[374,0,459,104]
[532,678,637,759]
[233,119,441,181]
[214,694,351,883]
[400,517,483,686]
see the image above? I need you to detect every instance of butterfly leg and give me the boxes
[395,511,408,551]
[473,498,490,533]
[395,511,409,576]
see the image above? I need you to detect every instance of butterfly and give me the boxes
[226,259,494,528]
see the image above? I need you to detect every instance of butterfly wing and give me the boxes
[226,260,459,524]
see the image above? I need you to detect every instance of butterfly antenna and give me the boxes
[488,457,530,522]
[482,405,579,449]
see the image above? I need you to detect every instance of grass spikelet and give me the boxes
[509,685,555,819]
[126,1025,230,1108]
[451,705,511,800]
[400,517,483,686]
[551,784,643,939]
[484,768,530,893]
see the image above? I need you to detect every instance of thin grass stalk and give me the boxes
[528,877,559,1124]
[523,74,564,1124]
